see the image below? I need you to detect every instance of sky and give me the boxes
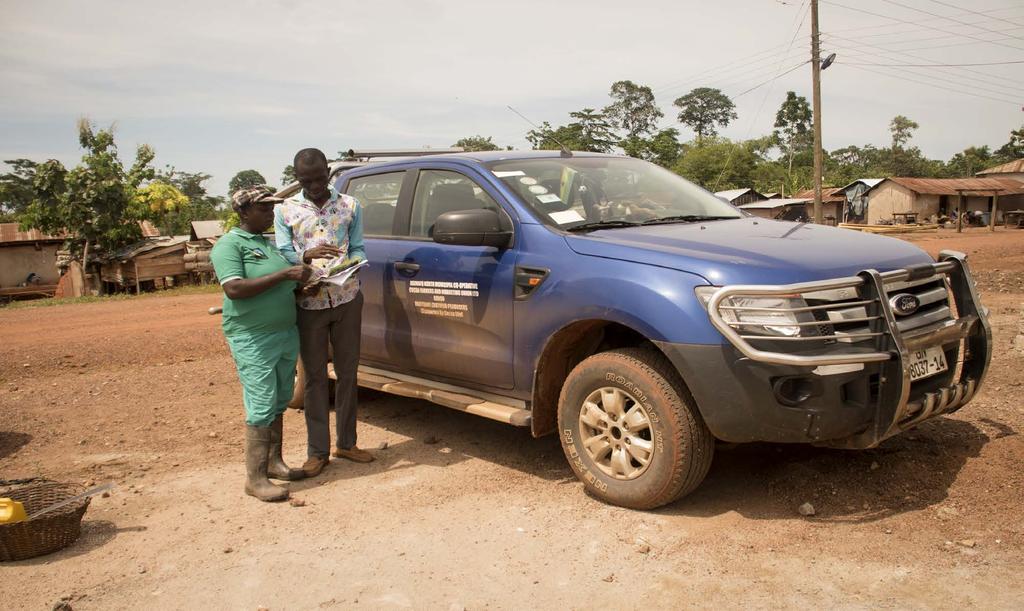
[1,0,1022,197]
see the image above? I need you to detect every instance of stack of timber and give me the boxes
[183,250,213,272]
[838,223,939,235]
[185,238,216,277]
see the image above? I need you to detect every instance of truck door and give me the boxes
[387,168,516,389]
[341,169,415,367]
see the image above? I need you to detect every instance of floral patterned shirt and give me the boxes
[274,186,365,310]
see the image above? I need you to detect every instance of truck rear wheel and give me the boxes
[557,348,714,509]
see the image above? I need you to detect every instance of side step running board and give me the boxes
[327,364,532,427]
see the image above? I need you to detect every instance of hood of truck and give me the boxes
[564,218,935,286]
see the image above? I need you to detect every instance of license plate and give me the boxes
[908,346,948,381]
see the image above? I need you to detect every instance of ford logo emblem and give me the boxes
[889,293,921,316]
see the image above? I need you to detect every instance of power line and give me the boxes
[711,0,810,191]
[733,61,810,97]
[816,3,1024,37]
[655,49,811,99]
[652,44,809,95]
[822,32,1024,55]
[878,0,1024,42]
[842,59,1024,67]
[821,0,1024,52]
[828,42,1024,98]
[923,0,1024,29]
[835,24,1024,45]
[843,63,1022,106]
[822,30,1024,95]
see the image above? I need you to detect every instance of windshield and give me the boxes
[487,156,742,230]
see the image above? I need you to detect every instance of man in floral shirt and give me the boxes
[274,148,371,477]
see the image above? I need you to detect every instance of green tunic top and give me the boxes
[210,228,297,336]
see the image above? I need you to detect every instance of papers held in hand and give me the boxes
[319,258,369,286]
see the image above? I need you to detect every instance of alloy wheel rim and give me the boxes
[577,386,655,480]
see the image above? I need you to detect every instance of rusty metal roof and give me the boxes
[794,187,845,202]
[977,158,1024,176]
[139,220,160,237]
[884,177,1024,196]
[0,223,65,245]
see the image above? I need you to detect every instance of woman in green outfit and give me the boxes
[210,186,313,502]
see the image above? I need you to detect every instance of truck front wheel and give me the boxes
[557,348,714,509]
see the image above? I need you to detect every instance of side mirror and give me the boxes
[433,208,512,248]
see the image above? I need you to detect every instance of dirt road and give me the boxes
[2,228,1022,609]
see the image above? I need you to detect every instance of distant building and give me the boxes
[189,220,225,241]
[976,159,1024,215]
[839,178,885,224]
[864,177,1024,225]
[737,198,811,221]
[794,187,845,225]
[714,188,767,206]
[100,235,190,293]
[0,223,64,290]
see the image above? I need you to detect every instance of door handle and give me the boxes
[394,261,421,276]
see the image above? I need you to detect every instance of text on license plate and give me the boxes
[908,346,948,381]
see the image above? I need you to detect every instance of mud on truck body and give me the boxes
[286,150,991,510]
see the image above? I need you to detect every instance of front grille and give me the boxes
[706,259,962,366]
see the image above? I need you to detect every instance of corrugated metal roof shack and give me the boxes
[737,198,811,220]
[794,187,845,225]
[0,223,64,302]
[100,235,190,294]
[865,177,1024,226]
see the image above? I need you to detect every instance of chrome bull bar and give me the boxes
[706,250,992,448]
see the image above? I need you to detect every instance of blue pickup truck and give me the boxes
[322,150,991,509]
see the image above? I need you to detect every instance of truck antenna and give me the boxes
[507,105,573,158]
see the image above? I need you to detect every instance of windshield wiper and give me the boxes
[640,215,740,225]
[565,220,642,232]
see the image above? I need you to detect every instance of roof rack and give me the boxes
[336,148,464,161]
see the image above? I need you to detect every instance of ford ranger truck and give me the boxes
[326,151,991,510]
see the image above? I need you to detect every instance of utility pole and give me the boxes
[811,0,823,225]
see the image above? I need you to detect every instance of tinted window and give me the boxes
[410,170,501,238]
[346,172,404,236]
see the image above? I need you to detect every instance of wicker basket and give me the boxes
[0,481,90,562]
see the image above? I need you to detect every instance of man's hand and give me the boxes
[281,265,314,283]
[302,245,343,263]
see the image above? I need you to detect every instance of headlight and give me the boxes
[695,286,812,337]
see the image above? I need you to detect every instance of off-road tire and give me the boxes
[557,348,714,509]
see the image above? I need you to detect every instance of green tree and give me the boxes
[622,128,683,168]
[772,91,812,177]
[281,164,296,185]
[825,144,887,187]
[20,119,156,260]
[994,124,1023,162]
[946,146,992,177]
[152,168,225,235]
[0,159,38,222]
[452,135,501,152]
[673,87,737,144]
[889,115,918,150]
[526,109,618,153]
[603,80,663,141]
[673,137,763,191]
[228,169,267,195]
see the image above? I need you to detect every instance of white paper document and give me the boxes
[318,259,369,286]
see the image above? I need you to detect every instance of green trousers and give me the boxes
[225,327,299,427]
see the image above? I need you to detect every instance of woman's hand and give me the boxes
[302,245,343,263]
[281,265,314,283]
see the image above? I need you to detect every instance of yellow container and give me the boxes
[0,498,28,524]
